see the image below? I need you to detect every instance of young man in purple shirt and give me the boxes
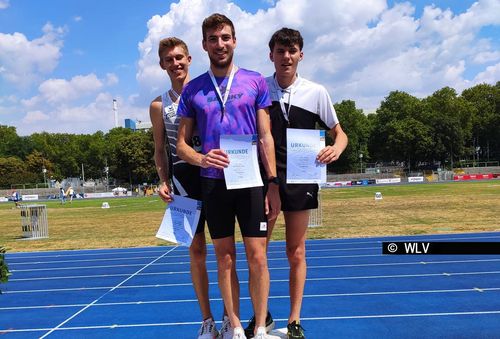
[177,13,280,339]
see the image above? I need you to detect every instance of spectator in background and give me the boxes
[65,186,74,203]
[59,187,66,204]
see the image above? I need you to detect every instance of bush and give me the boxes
[0,246,10,292]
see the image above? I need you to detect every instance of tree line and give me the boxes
[0,127,155,188]
[0,82,498,188]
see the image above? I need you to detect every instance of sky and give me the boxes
[0,0,499,136]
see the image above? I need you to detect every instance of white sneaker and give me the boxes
[254,326,268,339]
[220,316,233,339]
[232,326,247,339]
[198,317,219,339]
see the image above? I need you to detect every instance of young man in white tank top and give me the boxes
[149,37,222,339]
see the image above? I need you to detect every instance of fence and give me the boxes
[308,188,322,227]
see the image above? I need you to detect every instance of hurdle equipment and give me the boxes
[20,204,48,239]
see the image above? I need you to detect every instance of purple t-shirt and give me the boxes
[178,68,271,179]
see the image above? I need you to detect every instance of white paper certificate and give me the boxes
[286,128,326,184]
[220,134,263,190]
[156,195,202,247]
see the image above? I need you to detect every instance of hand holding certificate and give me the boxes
[286,128,326,184]
[220,134,263,189]
[156,195,202,247]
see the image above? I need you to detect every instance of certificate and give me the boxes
[156,195,202,247]
[220,134,263,189]
[286,128,326,184]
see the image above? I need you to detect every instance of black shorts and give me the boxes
[172,163,205,234]
[201,178,267,239]
[277,170,319,211]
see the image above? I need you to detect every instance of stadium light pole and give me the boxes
[359,153,363,174]
[42,167,47,188]
[104,166,109,192]
[113,99,118,128]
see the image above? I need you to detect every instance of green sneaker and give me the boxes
[287,320,305,339]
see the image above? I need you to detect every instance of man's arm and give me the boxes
[257,107,281,221]
[317,123,348,164]
[149,97,172,203]
[177,117,229,169]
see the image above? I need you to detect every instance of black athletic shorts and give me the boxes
[277,170,319,211]
[201,177,267,239]
[172,163,205,234]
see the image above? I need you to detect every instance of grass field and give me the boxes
[0,180,499,252]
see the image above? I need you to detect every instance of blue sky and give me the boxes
[0,0,499,135]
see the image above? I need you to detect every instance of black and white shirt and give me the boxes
[265,74,339,171]
[161,92,202,196]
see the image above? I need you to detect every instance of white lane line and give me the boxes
[3,287,500,311]
[9,255,500,282]
[11,256,500,273]
[10,253,384,273]
[3,310,500,334]
[6,242,285,260]
[8,248,380,266]
[8,232,500,260]
[4,270,500,294]
[9,255,161,266]
[296,310,500,321]
[38,246,179,339]
[10,263,146,272]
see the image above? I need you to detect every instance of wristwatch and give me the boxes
[268,176,280,185]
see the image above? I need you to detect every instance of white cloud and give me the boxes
[472,62,500,84]
[73,16,82,22]
[6,0,500,135]
[0,0,9,10]
[37,73,104,104]
[105,73,119,86]
[473,50,500,64]
[16,91,147,135]
[136,0,499,113]
[22,110,50,124]
[15,73,123,134]
[0,23,65,89]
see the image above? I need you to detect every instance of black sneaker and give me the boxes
[287,320,305,339]
[244,311,275,338]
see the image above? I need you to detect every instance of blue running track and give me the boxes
[1,232,500,338]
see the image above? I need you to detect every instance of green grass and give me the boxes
[0,180,499,252]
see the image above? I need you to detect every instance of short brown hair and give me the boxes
[202,13,235,41]
[158,37,189,59]
[269,28,303,51]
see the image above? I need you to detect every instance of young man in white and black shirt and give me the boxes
[259,27,347,339]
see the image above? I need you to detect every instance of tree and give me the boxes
[112,130,156,185]
[369,91,430,168]
[105,127,134,183]
[461,83,500,161]
[333,100,371,173]
[25,151,54,183]
[384,118,433,170]
[104,127,157,184]
[29,132,82,179]
[0,125,25,158]
[0,157,37,188]
[421,87,472,166]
